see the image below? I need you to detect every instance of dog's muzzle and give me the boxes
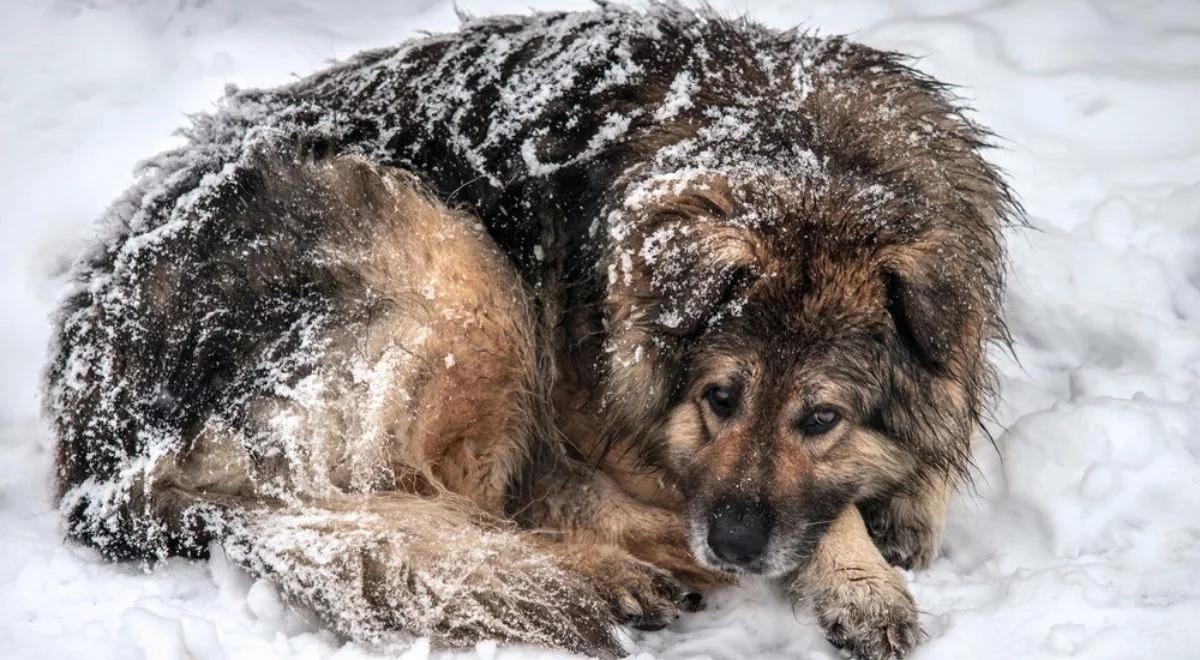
[707,502,772,565]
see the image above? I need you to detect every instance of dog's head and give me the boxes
[601,170,1000,577]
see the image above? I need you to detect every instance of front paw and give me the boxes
[572,545,704,631]
[869,516,940,571]
[811,566,920,660]
[860,499,944,571]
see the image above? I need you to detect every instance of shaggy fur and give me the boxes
[45,5,1020,659]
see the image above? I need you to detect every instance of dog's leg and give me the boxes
[535,535,704,632]
[170,491,622,655]
[511,458,725,630]
[790,505,920,660]
[859,471,952,570]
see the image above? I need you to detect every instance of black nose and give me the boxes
[707,502,771,564]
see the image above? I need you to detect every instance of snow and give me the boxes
[651,72,695,122]
[1,0,1199,658]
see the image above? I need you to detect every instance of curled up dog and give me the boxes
[44,5,1020,659]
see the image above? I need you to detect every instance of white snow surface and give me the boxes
[2,0,1199,658]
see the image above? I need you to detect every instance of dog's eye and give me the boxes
[703,384,740,419]
[798,407,841,435]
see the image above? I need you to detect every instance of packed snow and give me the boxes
[2,0,1199,658]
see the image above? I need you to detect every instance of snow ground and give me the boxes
[2,0,1199,658]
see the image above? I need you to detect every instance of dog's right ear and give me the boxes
[615,174,764,339]
[600,175,761,425]
[646,228,762,339]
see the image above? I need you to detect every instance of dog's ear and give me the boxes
[883,268,960,367]
[882,243,980,370]
[648,229,762,339]
[606,174,763,339]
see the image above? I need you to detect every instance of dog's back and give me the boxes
[48,145,624,650]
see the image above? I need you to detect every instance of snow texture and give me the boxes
[2,0,1199,659]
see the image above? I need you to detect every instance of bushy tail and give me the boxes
[188,492,621,656]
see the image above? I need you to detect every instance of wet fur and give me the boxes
[46,5,1019,659]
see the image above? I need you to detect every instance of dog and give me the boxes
[44,5,1019,659]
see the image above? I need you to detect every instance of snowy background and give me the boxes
[2,0,1199,658]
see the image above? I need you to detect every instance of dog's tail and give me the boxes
[180,490,621,655]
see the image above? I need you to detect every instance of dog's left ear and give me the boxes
[883,269,959,367]
[882,245,981,370]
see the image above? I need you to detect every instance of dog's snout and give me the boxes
[707,502,771,564]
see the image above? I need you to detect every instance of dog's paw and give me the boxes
[868,517,940,571]
[622,516,731,592]
[577,545,703,631]
[859,482,950,572]
[813,567,920,660]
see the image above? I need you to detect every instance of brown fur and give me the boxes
[48,7,1019,659]
[141,153,713,649]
